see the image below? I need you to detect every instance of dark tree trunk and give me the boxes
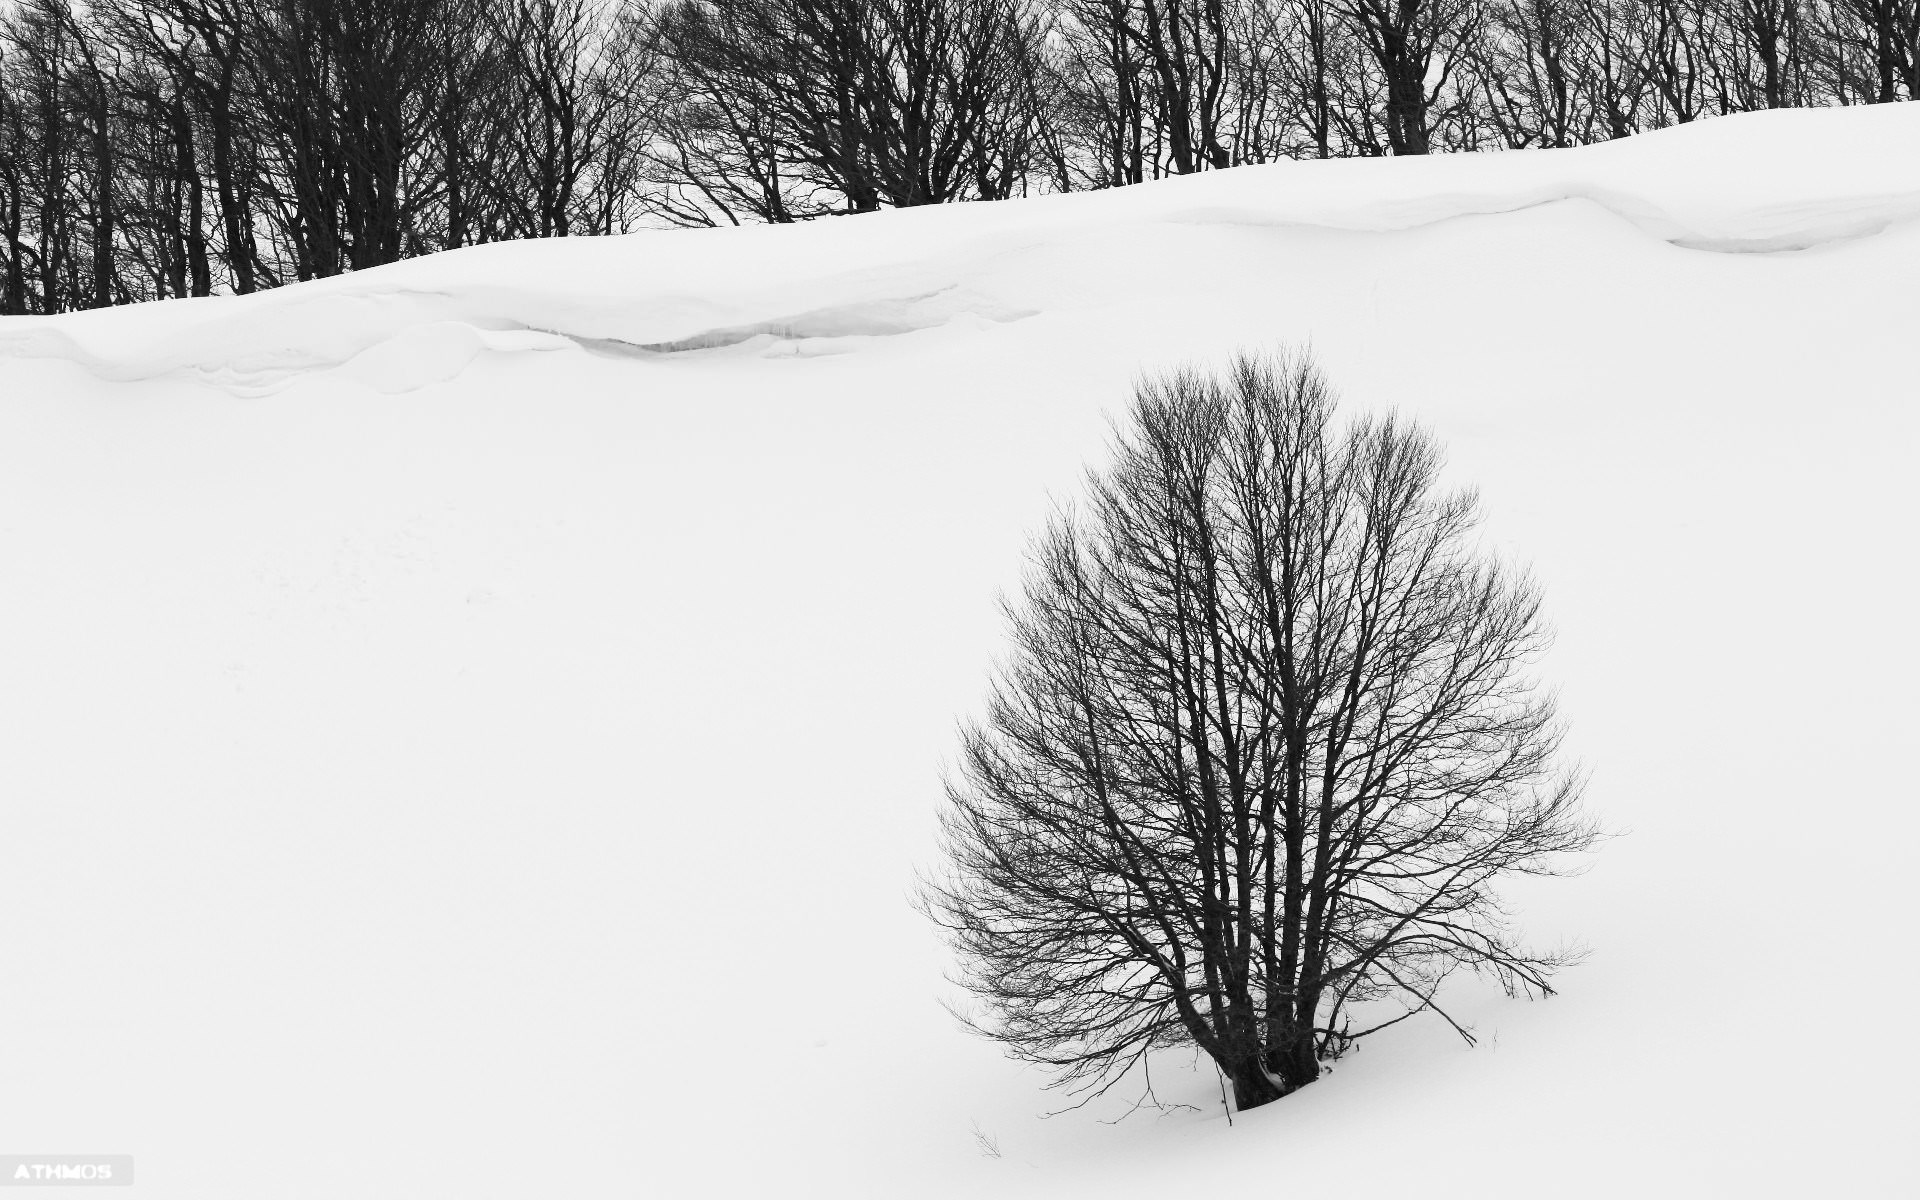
[207,78,254,293]
[1225,1055,1287,1111]
[1385,55,1430,154]
[170,92,212,296]
[1264,1016,1321,1092]
[88,104,112,309]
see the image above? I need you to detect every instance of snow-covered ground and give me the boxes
[2,103,1917,1198]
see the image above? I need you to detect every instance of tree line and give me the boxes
[2,0,1914,313]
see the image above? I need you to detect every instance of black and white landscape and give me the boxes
[2,4,1918,1197]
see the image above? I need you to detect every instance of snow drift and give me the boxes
[1,103,1916,1198]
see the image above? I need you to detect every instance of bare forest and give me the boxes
[1,0,1915,313]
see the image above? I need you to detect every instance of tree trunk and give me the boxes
[1225,1054,1287,1111]
[172,93,212,297]
[89,107,112,309]
[1386,59,1430,154]
[1264,1019,1321,1092]
[205,63,255,294]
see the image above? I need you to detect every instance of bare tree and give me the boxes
[0,0,122,310]
[1822,0,1919,100]
[1575,0,1654,136]
[647,0,1046,224]
[1267,0,1385,159]
[1050,0,1244,177]
[923,352,1597,1112]
[0,42,27,313]
[482,0,628,237]
[1045,0,1364,178]
[102,0,237,295]
[1474,0,1598,148]
[1335,0,1486,154]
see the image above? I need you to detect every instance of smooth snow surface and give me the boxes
[3,104,1917,1198]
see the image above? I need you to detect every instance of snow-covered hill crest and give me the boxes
[5,104,1918,398]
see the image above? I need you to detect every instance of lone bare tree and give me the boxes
[923,351,1597,1113]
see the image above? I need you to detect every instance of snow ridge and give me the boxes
[5,105,1917,396]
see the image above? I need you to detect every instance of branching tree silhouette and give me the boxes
[648,0,1046,224]
[923,352,1597,1112]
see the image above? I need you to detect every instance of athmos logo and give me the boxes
[0,1157,134,1188]
[14,1167,110,1182]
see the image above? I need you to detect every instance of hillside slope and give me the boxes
[2,104,1917,1198]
